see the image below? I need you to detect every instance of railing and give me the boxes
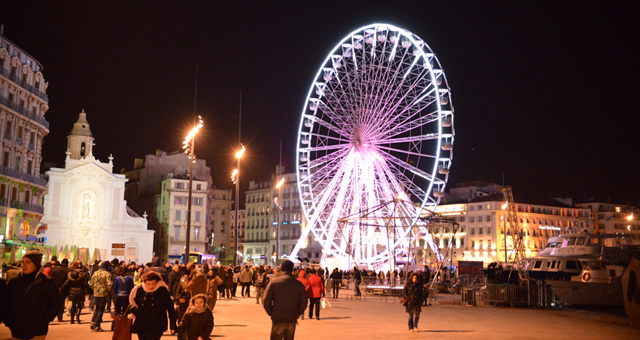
[0,165,47,186]
[0,94,50,129]
[0,65,49,101]
[10,200,44,213]
[243,238,269,243]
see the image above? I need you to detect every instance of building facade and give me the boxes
[123,150,214,260]
[426,182,592,266]
[576,202,639,245]
[158,174,208,260]
[242,165,322,266]
[243,179,271,265]
[0,31,50,262]
[43,112,154,263]
[210,188,233,261]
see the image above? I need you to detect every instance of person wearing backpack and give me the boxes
[254,266,269,304]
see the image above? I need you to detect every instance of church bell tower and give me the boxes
[67,109,94,160]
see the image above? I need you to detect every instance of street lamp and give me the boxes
[233,145,245,266]
[275,177,285,267]
[182,115,203,264]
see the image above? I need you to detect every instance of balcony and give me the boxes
[0,65,49,102]
[10,200,44,214]
[0,94,50,130]
[0,164,47,187]
[243,238,269,243]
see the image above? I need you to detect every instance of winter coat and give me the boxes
[402,280,423,314]
[168,269,180,297]
[263,273,308,323]
[297,270,309,292]
[0,278,7,324]
[129,280,177,334]
[307,273,325,299]
[112,275,135,297]
[178,306,214,340]
[60,271,90,302]
[224,269,234,289]
[183,271,207,298]
[239,268,252,283]
[254,272,269,288]
[89,268,113,298]
[206,276,218,297]
[5,270,63,339]
[50,265,70,289]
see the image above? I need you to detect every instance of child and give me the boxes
[174,293,190,340]
[178,294,214,340]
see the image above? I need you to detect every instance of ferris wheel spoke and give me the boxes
[375,132,440,146]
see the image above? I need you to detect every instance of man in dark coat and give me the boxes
[5,251,63,339]
[263,260,308,340]
[51,258,71,321]
[167,264,181,299]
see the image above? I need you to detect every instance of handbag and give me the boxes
[111,305,133,340]
[399,297,408,306]
[320,297,332,309]
[215,275,223,286]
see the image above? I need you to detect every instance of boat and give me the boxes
[524,233,602,281]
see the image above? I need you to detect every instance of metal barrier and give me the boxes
[475,283,555,307]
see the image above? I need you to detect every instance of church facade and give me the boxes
[42,111,154,263]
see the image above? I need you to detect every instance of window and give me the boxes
[195,227,200,241]
[486,215,491,222]
[460,238,464,246]
[195,211,201,222]
[471,240,475,248]
[174,226,180,241]
[470,228,475,235]
[175,210,181,221]
[478,216,483,222]
[479,228,483,235]
[196,184,202,190]
[175,182,184,189]
[174,246,179,254]
[195,198,202,205]
[211,207,215,215]
[470,216,475,223]
[221,209,226,215]
[487,227,491,235]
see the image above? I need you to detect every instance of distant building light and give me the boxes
[539,225,561,231]
[291,221,300,224]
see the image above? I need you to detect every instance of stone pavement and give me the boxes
[1,294,638,340]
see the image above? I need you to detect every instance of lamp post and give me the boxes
[233,145,245,266]
[275,177,285,267]
[182,115,203,264]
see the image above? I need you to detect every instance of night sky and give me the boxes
[1,2,638,205]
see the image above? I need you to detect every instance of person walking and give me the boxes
[306,268,325,320]
[129,271,177,340]
[60,269,90,324]
[239,265,252,297]
[296,269,309,319]
[168,264,181,299]
[111,265,134,329]
[402,273,424,332]
[88,261,113,331]
[329,268,342,298]
[4,251,63,340]
[353,267,362,297]
[50,259,70,321]
[181,264,207,300]
[263,260,308,340]
[205,269,218,311]
[224,267,234,299]
[254,266,269,305]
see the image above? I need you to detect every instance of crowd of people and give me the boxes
[1,252,434,339]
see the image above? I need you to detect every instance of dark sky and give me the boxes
[1,2,638,205]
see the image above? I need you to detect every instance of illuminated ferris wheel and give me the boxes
[291,23,455,268]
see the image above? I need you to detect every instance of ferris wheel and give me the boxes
[291,23,455,269]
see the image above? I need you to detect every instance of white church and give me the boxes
[42,110,154,264]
